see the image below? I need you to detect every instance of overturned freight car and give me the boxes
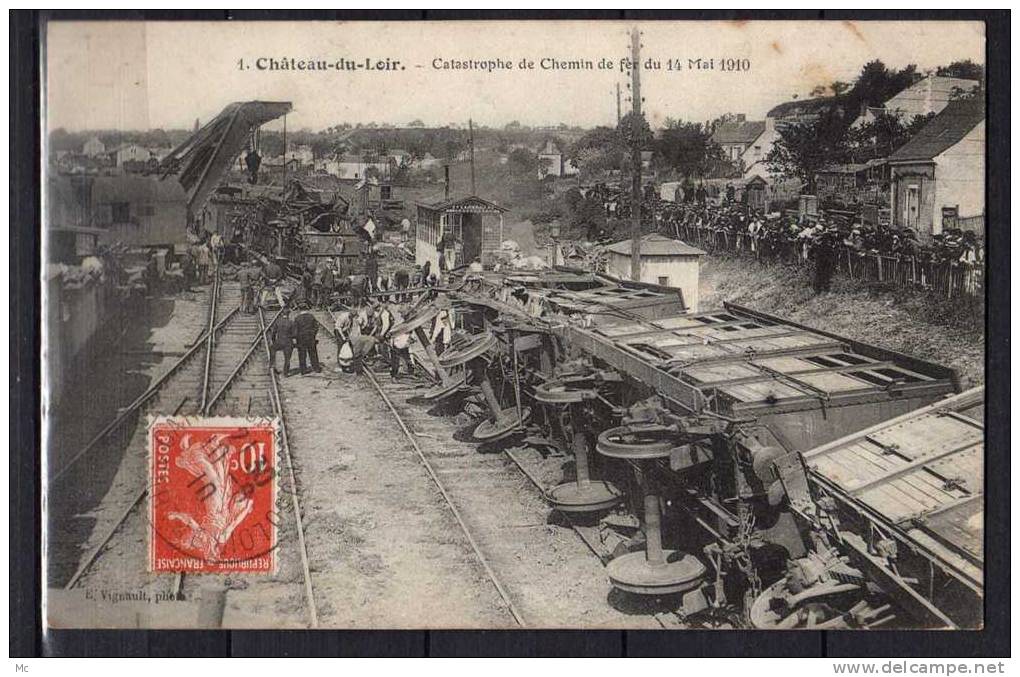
[426,270,975,628]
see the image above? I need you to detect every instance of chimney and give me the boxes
[444,165,450,199]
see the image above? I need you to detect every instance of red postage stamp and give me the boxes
[148,417,278,574]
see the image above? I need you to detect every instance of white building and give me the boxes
[851,75,980,129]
[710,117,766,164]
[113,143,152,166]
[605,233,706,312]
[415,152,444,170]
[285,145,314,165]
[387,148,412,165]
[82,136,106,157]
[887,97,984,240]
[325,155,390,180]
[740,117,781,179]
[537,139,569,178]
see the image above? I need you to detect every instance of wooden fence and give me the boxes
[672,223,983,299]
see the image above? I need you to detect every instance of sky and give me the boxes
[45,20,985,133]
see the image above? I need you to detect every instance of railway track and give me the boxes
[53,277,235,589]
[55,276,319,628]
[317,309,668,628]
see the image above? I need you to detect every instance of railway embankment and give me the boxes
[698,255,984,388]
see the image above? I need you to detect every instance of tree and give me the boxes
[830,81,851,97]
[937,59,985,83]
[408,119,425,127]
[617,110,653,149]
[806,81,850,98]
[848,110,934,160]
[707,112,744,133]
[653,118,721,178]
[508,148,540,177]
[567,126,625,178]
[847,60,920,111]
[766,109,850,193]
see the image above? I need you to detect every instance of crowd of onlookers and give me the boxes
[650,201,983,266]
[571,181,986,267]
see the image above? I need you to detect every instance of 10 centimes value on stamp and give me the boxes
[148,416,280,575]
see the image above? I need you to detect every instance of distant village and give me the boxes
[47,59,985,269]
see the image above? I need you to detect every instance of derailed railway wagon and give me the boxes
[401,269,978,629]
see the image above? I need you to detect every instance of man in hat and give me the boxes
[394,267,410,303]
[293,305,322,375]
[320,261,335,309]
[270,307,296,377]
[237,261,253,313]
[300,264,313,302]
[349,273,368,306]
[811,228,837,293]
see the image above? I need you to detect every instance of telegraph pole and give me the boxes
[629,27,643,282]
[616,83,622,126]
[469,118,476,195]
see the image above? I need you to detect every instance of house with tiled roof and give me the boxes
[710,117,767,164]
[887,97,984,240]
[738,118,783,179]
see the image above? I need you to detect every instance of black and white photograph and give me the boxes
[28,15,999,642]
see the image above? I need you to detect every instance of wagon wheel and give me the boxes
[595,424,677,460]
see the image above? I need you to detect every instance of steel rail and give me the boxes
[173,307,284,600]
[362,368,528,628]
[202,310,282,415]
[199,272,221,412]
[257,307,320,628]
[63,397,191,590]
[313,308,526,626]
[323,305,666,628]
[49,289,240,486]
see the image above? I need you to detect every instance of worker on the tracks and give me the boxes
[349,333,379,374]
[394,268,409,303]
[243,260,261,313]
[210,231,224,267]
[389,329,412,378]
[294,307,322,375]
[320,262,335,309]
[349,273,368,306]
[311,263,325,308]
[301,264,314,304]
[264,258,282,282]
[195,243,211,285]
[365,252,379,293]
[374,303,394,340]
[270,307,296,377]
[355,302,372,336]
[437,250,448,285]
[430,305,453,356]
[180,248,195,292]
[237,264,252,312]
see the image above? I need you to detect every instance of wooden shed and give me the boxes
[415,195,507,271]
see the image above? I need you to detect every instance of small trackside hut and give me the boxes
[415,195,507,271]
